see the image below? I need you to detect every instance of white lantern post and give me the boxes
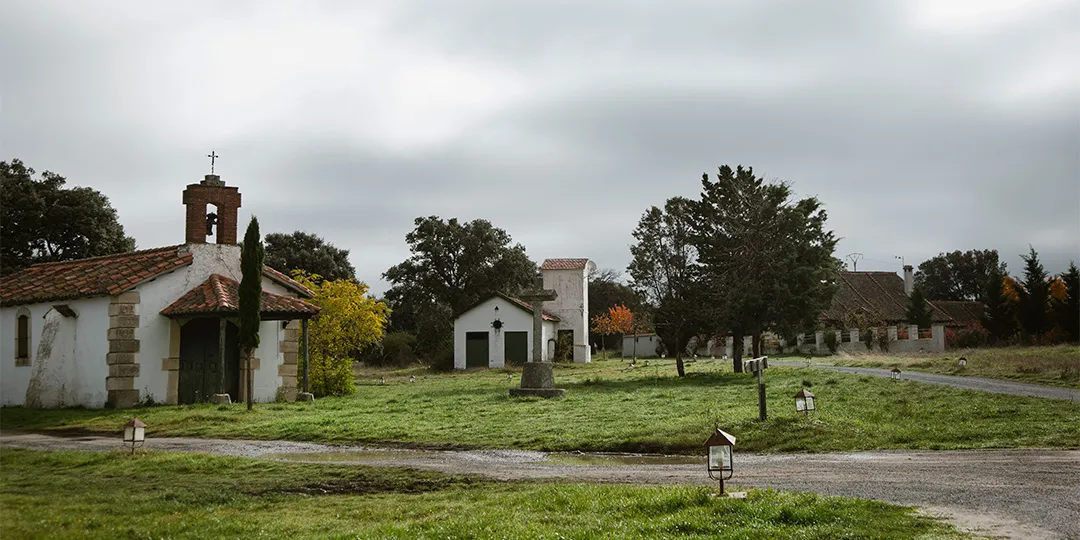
[794,388,816,415]
[123,418,146,454]
[703,426,736,495]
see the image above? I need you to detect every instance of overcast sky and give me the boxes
[2,0,1077,294]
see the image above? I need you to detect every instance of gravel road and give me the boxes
[3,431,1077,539]
[771,360,1080,402]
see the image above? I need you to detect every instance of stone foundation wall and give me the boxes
[106,291,140,408]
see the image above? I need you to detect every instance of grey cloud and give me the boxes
[1,0,1077,296]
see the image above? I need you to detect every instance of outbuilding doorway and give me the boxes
[465,331,489,368]
[178,318,239,404]
[504,331,528,365]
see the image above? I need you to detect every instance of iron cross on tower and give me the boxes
[207,150,219,174]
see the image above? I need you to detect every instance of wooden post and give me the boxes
[757,364,767,421]
[218,318,226,395]
[301,318,310,393]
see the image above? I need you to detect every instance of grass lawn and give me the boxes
[0,448,966,539]
[807,345,1080,389]
[3,358,1077,454]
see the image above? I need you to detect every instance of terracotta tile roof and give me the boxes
[262,265,315,298]
[454,292,560,322]
[160,274,320,319]
[930,300,985,326]
[0,245,193,307]
[503,294,561,322]
[822,271,952,325]
[540,258,591,271]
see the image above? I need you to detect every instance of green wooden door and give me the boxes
[178,319,240,404]
[504,331,528,365]
[465,332,489,368]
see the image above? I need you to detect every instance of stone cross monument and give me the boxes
[509,277,566,398]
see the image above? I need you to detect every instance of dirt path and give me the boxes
[771,360,1080,401]
[3,431,1077,539]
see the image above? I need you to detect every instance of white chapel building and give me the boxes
[0,173,320,408]
[452,258,595,369]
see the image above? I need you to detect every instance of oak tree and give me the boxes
[914,249,1007,302]
[265,231,355,282]
[1,159,135,272]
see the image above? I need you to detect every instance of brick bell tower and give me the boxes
[182,173,241,245]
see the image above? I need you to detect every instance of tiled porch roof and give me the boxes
[161,274,320,320]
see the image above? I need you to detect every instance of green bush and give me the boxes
[823,330,838,354]
[877,327,891,352]
[360,332,419,367]
[861,327,874,351]
[308,352,355,397]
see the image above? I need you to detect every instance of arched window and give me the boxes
[15,308,31,366]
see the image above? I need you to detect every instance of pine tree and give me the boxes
[239,216,265,410]
[1055,262,1080,342]
[905,286,933,328]
[1017,247,1051,340]
[981,266,1017,343]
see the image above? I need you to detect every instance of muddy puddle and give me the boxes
[545,453,704,466]
[264,450,418,462]
[264,448,703,467]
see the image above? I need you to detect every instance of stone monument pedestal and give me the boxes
[509,362,565,398]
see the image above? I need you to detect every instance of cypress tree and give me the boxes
[239,216,264,410]
[1017,247,1051,340]
[905,286,933,329]
[981,266,1017,343]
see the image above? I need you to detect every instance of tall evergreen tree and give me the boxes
[692,166,838,373]
[981,265,1017,343]
[905,286,933,328]
[1054,262,1080,342]
[1017,247,1052,339]
[239,216,264,410]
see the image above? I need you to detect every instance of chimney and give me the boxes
[903,265,914,296]
[182,175,242,245]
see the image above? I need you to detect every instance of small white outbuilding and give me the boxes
[452,258,594,369]
[452,293,559,369]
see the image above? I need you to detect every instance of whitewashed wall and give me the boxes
[1,296,111,407]
[542,263,594,364]
[135,244,292,404]
[454,297,556,369]
[621,334,659,358]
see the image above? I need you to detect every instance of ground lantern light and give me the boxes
[123,418,146,454]
[891,367,902,381]
[794,388,816,415]
[704,426,736,495]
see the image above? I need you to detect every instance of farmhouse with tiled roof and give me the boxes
[822,265,983,328]
[0,173,319,408]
